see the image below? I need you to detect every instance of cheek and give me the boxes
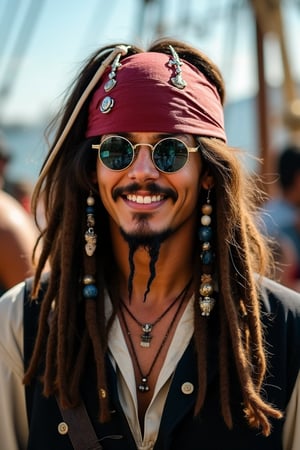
[182,159,202,192]
[95,161,121,208]
[183,170,202,208]
[187,153,202,176]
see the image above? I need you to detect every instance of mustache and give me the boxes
[112,182,178,201]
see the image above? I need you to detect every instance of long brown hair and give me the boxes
[24,38,281,435]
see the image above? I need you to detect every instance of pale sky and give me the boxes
[0,0,299,124]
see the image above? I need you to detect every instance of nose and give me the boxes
[127,145,159,181]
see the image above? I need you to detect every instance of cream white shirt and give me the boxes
[0,282,299,450]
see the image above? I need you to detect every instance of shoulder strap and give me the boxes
[55,397,103,450]
[46,312,104,449]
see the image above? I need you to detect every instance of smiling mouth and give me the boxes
[126,194,164,204]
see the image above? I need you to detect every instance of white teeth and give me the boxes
[143,196,151,204]
[127,194,162,204]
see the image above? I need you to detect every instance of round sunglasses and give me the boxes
[92,136,199,173]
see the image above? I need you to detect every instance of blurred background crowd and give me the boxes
[0,0,300,292]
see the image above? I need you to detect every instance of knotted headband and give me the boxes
[86,50,227,142]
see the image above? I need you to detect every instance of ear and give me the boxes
[200,171,214,190]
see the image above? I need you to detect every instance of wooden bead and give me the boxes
[202,203,212,215]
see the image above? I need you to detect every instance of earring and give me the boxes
[198,189,215,317]
[83,191,98,299]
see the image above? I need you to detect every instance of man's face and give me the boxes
[96,132,204,240]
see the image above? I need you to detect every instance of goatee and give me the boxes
[120,226,172,302]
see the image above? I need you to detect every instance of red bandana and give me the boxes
[85,52,226,142]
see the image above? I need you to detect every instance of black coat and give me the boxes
[24,278,300,450]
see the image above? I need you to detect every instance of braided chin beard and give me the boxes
[120,227,172,302]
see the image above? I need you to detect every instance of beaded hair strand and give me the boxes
[193,137,282,435]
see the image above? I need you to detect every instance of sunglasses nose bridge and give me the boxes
[132,143,155,153]
[132,143,157,164]
[128,143,160,177]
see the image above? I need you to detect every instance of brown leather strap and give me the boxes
[56,396,103,450]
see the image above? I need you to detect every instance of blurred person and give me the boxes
[0,38,300,450]
[0,188,37,295]
[0,132,37,294]
[268,233,300,291]
[261,145,300,290]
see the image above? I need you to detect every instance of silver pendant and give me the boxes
[140,323,153,347]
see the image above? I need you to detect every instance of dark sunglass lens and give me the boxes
[154,139,188,172]
[99,137,133,170]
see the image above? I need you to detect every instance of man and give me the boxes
[0,38,300,450]
[261,145,300,290]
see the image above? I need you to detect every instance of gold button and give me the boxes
[58,421,68,435]
[181,382,194,395]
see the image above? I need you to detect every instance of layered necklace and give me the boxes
[119,279,192,393]
[120,283,189,348]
